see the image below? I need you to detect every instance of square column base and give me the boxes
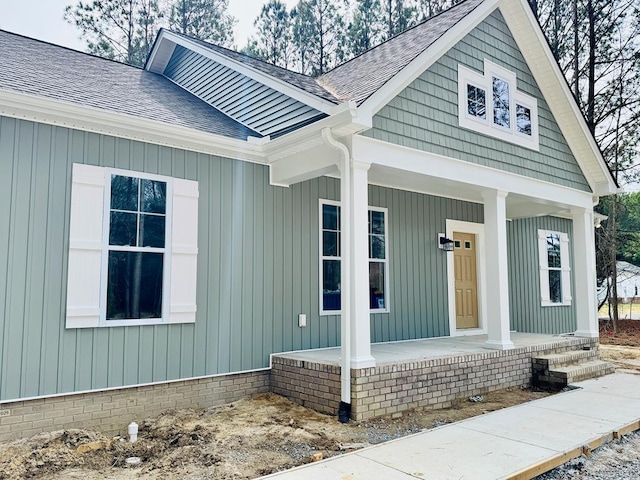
[484,340,515,350]
[573,330,599,338]
[350,355,376,369]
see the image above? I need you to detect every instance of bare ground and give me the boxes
[0,388,550,480]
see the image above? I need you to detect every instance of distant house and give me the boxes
[0,0,617,439]
[598,261,640,305]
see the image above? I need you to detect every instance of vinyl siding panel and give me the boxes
[507,216,576,334]
[0,116,346,401]
[163,46,325,137]
[363,10,590,192]
[3,116,564,401]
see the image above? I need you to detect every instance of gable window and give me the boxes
[319,201,389,315]
[492,77,510,128]
[66,164,199,328]
[458,60,539,150]
[467,84,486,119]
[538,230,571,306]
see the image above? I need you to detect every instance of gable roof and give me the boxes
[317,0,484,105]
[169,32,340,105]
[0,30,257,141]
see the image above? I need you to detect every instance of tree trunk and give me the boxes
[586,0,596,133]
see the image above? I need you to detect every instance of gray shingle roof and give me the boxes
[0,30,258,140]
[171,32,341,105]
[317,0,484,105]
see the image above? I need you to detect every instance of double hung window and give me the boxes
[538,230,571,306]
[320,201,389,315]
[66,164,199,328]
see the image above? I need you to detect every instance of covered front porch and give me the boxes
[270,333,600,421]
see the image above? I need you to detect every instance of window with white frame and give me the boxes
[319,201,389,314]
[66,163,199,328]
[458,60,539,150]
[538,230,571,306]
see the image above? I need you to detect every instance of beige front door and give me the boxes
[453,232,479,329]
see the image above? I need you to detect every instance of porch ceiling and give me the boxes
[273,333,579,367]
[368,164,576,220]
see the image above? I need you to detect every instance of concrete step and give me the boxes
[535,360,616,388]
[532,349,599,370]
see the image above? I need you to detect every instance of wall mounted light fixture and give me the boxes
[438,233,455,252]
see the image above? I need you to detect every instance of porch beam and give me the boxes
[572,207,599,337]
[482,189,515,350]
[349,160,376,368]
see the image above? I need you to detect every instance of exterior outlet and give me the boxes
[0,409,10,417]
[298,314,307,328]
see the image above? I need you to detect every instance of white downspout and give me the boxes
[321,128,351,421]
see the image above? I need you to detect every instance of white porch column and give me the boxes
[572,207,599,337]
[349,160,376,368]
[482,189,515,350]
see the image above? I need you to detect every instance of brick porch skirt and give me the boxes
[270,337,599,421]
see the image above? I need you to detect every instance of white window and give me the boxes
[319,201,389,315]
[538,230,571,306]
[458,60,539,150]
[66,164,199,328]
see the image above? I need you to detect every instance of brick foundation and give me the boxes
[271,337,599,421]
[0,370,270,442]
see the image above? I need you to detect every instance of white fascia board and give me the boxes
[263,102,363,162]
[0,89,267,165]
[152,31,339,116]
[498,0,617,196]
[356,0,500,120]
[352,135,594,209]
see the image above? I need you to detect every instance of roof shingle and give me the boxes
[0,30,258,140]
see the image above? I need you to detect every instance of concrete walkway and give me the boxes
[260,373,640,480]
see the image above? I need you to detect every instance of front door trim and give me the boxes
[446,219,487,337]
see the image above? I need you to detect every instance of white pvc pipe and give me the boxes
[321,128,351,406]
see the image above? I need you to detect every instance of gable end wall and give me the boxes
[363,10,591,193]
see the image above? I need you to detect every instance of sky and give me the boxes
[0,0,298,51]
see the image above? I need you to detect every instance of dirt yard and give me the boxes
[599,319,640,373]
[0,388,550,480]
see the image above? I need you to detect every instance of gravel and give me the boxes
[536,431,640,479]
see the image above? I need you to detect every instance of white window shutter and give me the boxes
[560,233,572,304]
[66,164,106,328]
[169,178,199,323]
[537,230,550,304]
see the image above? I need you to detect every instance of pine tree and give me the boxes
[246,0,293,68]
[348,0,383,56]
[64,0,163,66]
[381,0,418,40]
[168,0,236,47]
[291,0,346,75]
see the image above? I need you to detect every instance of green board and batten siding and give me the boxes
[363,10,591,192]
[0,116,487,401]
[508,217,577,334]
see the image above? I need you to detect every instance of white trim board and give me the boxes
[352,135,594,210]
[446,220,488,337]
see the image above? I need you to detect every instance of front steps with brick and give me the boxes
[532,346,615,389]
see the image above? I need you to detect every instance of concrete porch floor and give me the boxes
[272,332,584,367]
